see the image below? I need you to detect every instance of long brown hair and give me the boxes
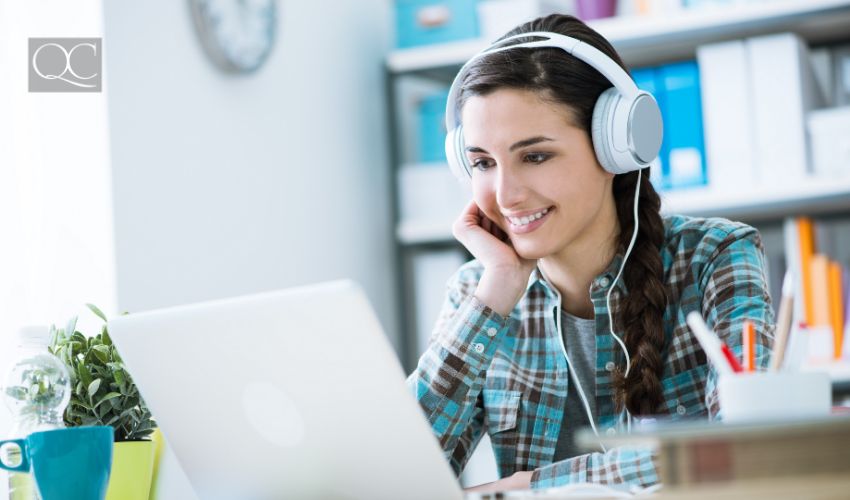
[457,14,668,416]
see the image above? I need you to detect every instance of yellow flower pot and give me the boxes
[105,437,156,500]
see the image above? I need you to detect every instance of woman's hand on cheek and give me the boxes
[452,200,537,316]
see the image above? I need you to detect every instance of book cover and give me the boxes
[783,217,805,324]
[833,42,850,106]
[747,32,826,185]
[658,61,707,190]
[829,261,845,359]
[810,254,831,328]
[696,39,756,191]
[410,249,467,357]
[798,217,816,325]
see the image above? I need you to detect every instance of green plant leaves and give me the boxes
[86,303,107,322]
[48,304,157,442]
[87,379,101,397]
[95,392,121,408]
[78,364,93,388]
[65,316,78,342]
[91,345,110,363]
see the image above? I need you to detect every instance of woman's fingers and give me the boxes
[480,208,493,235]
[453,201,521,268]
[491,220,509,243]
[452,200,538,316]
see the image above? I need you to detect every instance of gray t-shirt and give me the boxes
[553,310,597,461]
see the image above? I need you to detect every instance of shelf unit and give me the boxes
[396,170,850,245]
[661,174,850,221]
[386,0,850,370]
[388,0,850,72]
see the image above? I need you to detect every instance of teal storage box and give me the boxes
[418,90,450,163]
[396,0,480,49]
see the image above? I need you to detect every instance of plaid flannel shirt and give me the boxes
[407,214,774,489]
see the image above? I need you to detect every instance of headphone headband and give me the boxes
[445,32,640,138]
[444,31,663,180]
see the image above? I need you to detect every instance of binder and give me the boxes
[746,33,825,185]
[829,261,845,359]
[833,43,850,106]
[410,249,467,356]
[798,217,816,325]
[810,254,831,328]
[843,267,850,358]
[783,217,805,324]
[810,47,835,108]
[658,61,707,190]
[696,40,756,190]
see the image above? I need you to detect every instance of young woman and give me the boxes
[406,14,774,492]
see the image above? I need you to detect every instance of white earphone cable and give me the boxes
[556,310,608,454]
[606,169,642,433]
[545,169,644,451]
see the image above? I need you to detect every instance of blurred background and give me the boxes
[1,0,850,497]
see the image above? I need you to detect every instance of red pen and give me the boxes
[720,342,744,373]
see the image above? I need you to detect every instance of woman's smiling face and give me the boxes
[461,88,616,260]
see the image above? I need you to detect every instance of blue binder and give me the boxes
[658,61,707,189]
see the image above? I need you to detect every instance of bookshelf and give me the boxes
[386,0,850,371]
[396,168,850,245]
[662,175,850,222]
[388,0,850,72]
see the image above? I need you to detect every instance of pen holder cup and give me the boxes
[718,371,831,423]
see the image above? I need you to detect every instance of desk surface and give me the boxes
[656,474,850,500]
[470,474,850,499]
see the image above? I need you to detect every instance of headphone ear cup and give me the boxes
[445,125,470,182]
[593,88,662,175]
[591,87,621,175]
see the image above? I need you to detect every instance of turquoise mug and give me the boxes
[0,426,113,500]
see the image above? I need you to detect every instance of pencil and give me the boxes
[743,320,755,372]
[769,272,795,371]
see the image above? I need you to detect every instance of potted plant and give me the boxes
[49,304,158,500]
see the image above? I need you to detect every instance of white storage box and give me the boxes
[718,372,831,423]
[476,0,573,42]
[397,164,471,242]
[808,105,850,179]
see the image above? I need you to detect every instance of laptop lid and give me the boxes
[109,280,463,500]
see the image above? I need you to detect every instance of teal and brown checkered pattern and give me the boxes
[407,214,774,489]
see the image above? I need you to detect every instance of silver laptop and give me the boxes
[109,280,464,500]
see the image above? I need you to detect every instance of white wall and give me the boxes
[103,0,397,342]
[0,0,118,369]
[0,1,118,496]
[101,3,395,496]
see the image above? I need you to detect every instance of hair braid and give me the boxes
[611,169,668,415]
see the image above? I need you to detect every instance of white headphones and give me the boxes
[444,31,663,180]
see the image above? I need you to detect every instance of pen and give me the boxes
[686,311,734,376]
[720,342,744,373]
[743,320,755,372]
[769,271,795,371]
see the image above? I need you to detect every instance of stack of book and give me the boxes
[576,415,850,490]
